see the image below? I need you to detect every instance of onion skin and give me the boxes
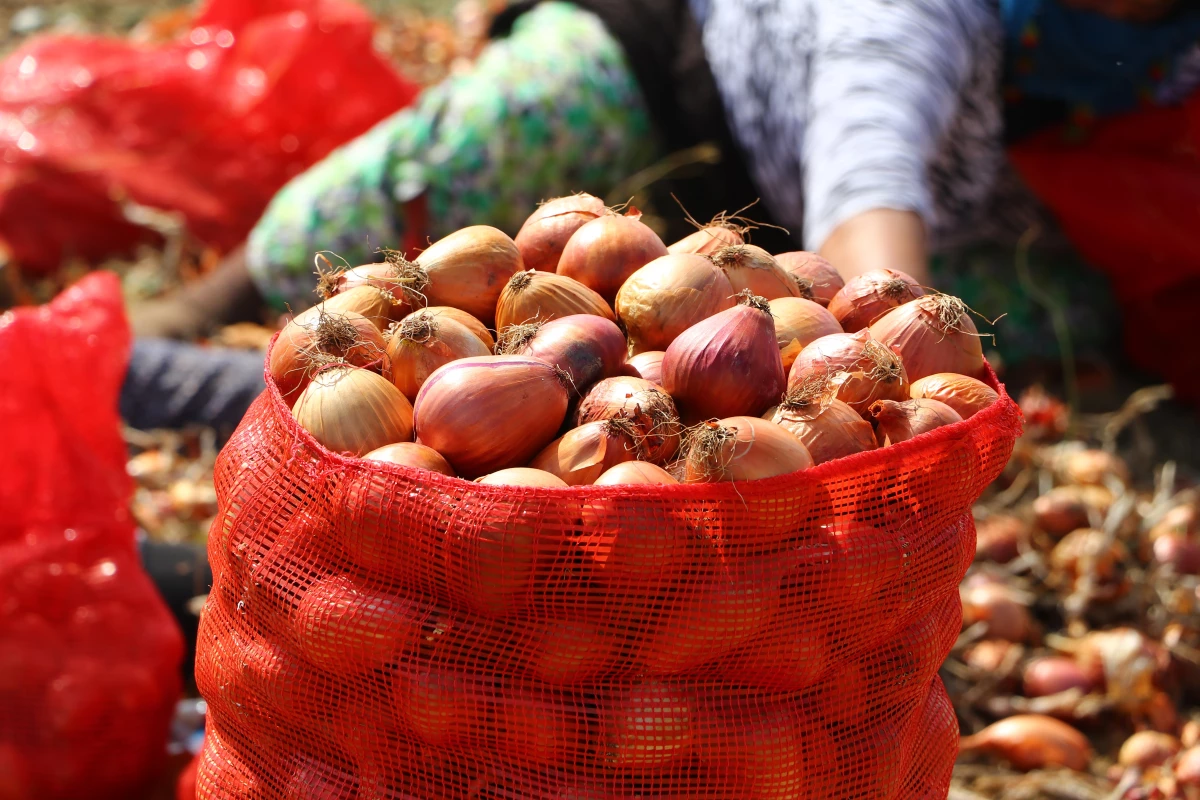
[416,226,524,327]
[326,259,428,322]
[1118,731,1181,768]
[788,330,909,415]
[293,366,413,456]
[528,420,640,486]
[710,244,801,300]
[870,398,962,446]
[422,306,493,349]
[1055,448,1131,488]
[615,254,736,354]
[683,416,814,483]
[512,315,627,393]
[668,224,743,256]
[768,296,843,372]
[869,295,986,382]
[605,683,695,769]
[775,251,844,306]
[960,581,1033,642]
[477,468,567,488]
[622,350,665,386]
[574,376,682,465]
[317,284,403,331]
[1023,657,1098,698]
[557,211,668,302]
[662,295,785,421]
[495,269,614,330]
[909,373,998,419]
[963,640,1024,673]
[828,268,924,332]
[386,312,492,401]
[514,193,605,273]
[364,442,455,476]
[594,461,678,485]
[270,308,389,406]
[975,514,1028,563]
[1032,485,1112,537]
[959,715,1091,771]
[767,398,876,465]
[413,356,568,478]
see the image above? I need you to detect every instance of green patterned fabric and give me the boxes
[246,2,658,311]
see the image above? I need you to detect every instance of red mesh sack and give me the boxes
[0,272,184,798]
[194,339,1021,799]
[0,0,419,274]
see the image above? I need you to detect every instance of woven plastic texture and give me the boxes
[0,273,184,798]
[195,336,1022,800]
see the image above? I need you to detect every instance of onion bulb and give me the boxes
[662,292,785,421]
[1053,448,1131,488]
[909,373,998,419]
[828,268,924,332]
[422,306,493,349]
[557,208,668,302]
[495,269,614,330]
[574,376,681,465]
[413,356,568,478]
[788,330,909,415]
[768,296,843,372]
[498,314,626,393]
[270,307,389,406]
[528,419,642,485]
[869,294,986,382]
[321,252,430,321]
[594,461,678,486]
[364,442,455,476]
[975,514,1028,564]
[386,310,491,401]
[605,682,695,768]
[960,580,1033,642]
[622,350,665,386]
[513,193,605,273]
[477,468,567,488]
[775,251,844,306]
[293,366,414,456]
[615,253,736,354]
[318,284,406,331]
[766,390,876,465]
[1023,656,1097,698]
[668,222,743,256]
[1177,746,1200,786]
[870,398,962,446]
[682,416,814,483]
[959,715,1091,771]
[1152,534,1200,575]
[1118,731,1181,768]
[709,244,800,300]
[1032,485,1112,537]
[416,226,523,326]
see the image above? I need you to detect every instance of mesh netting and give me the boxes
[0,273,184,799]
[195,334,1021,800]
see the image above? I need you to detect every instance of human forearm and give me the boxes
[819,208,930,286]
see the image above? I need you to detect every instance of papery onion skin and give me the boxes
[870,295,986,382]
[767,397,876,465]
[768,296,843,372]
[325,255,430,322]
[271,308,389,406]
[528,419,641,486]
[574,376,682,465]
[662,294,786,421]
[495,269,614,330]
[1118,731,1181,769]
[514,193,606,273]
[870,398,962,446]
[413,355,568,478]
[317,284,404,331]
[386,311,492,401]
[683,416,814,483]
[416,225,524,327]
[364,442,456,476]
[422,306,494,350]
[558,211,669,302]
[595,461,678,486]
[509,315,627,394]
[775,251,844,306]
[788,330,909,414]
[622,350,666,386]
[828,268,925,332]
[710,244,801,300]
[477,467,568,488]
[293,366,414,456]
[909,373,998,419]
[1022,656,1097,698]
[959,715,1092,771]
[616,253,737,354]
[960,580,1033,642]
[668,224,743,256]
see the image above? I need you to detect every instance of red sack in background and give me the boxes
[0,0,419,274]
[0,272,184,798]
[1009,95,1200,399]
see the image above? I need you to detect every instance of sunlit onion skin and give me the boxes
[1118,731,1181,769]
[495,269,614,330]
[616,253,736,354]
[710,244,801,300]
[960,580,1033,642]
[909,372,998,419]
[959,715,1092,771]
[326,256,429,322]
[828,268,925,332]
[386,311,491,401]
[574,376,681,464]
[668,224,743,256]
[683,416,814,483]
[1022,656,1097,698]
[869,398,962,446]
[364,442,455,476]
[622,350,665,386]
[270,308,389,406]
[557,210,668,302]
[870,295,986,382]
[422,306,493,350]
[293,366,414,456]
[413,356,568,478]
[514,193,605,273]
[318,284,404,331]
[528,419,641,485]
[775,251,844,306]
[594,461,678,485]
[768,296,843,372]
[663,294,785,421]
[767,397,876,465]
[510,315,627,394]
[788,330,909,415]
[477,467,568,488]
[416,226,524,327]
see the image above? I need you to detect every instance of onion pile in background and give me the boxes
[268,193,995,485]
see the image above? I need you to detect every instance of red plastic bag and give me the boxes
[0,272,184,799]
[192,337,1022,799]
[0,0,419,274]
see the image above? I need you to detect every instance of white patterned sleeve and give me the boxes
[802,0,996,250]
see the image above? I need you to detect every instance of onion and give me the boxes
[392,668,481,746]
[768,296,843,372]
[960,581,1033,642]
[963,640,1024,673]
[1033,485,1112,537]
[531,620,617,683]
[909,373,998,419]
[1071,627,1169,697]
[499,315,627,394]
[959,715,1091,771]
[1152,534,1200,574]
[386,310,491,401]
[364,442,455,476]
[1178,746,1200,786]
[495,269,614,330]
[496,686,590,766]
[623,350,665,386]
[1050,528,1128,584]
[1118,731,1181,768]
[788,330,909,415]
[1183,720,1199,749]
[557,208,668,302]
[293,366,414,456]
[1149,503,1198,543]
[476,468,567,488]
[416,225,524,326]
[594,461,677,486]
[869,295,986,381]
[422,306,493,349]
[605,682,695,768]
[766,390,876,465]
[574,376,681,465]
[317,284,406,331]
[668,223,743,256]
[1054,448,1131,488]
[682,416,814,483]
[270,307,389,406]
[293,574,423,673]
[662,292,785,421]
[1023,656,1098,698]
[615,253,736,354]
[870,398,962,446]
[322,252,430,321]
[774,251,844,306]
[975,514,1028,563]
[413,356,568,478]
[828,268,924,332]
[513,193,605,273]
[709,245,800,300]
[528,419,641,486]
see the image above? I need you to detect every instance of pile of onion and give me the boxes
[775,251,844,306]
[828,268,924,332]
[615,254,735,354]
[557,207,668,302]
[513,193,605,273]
[494,269,613,329]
